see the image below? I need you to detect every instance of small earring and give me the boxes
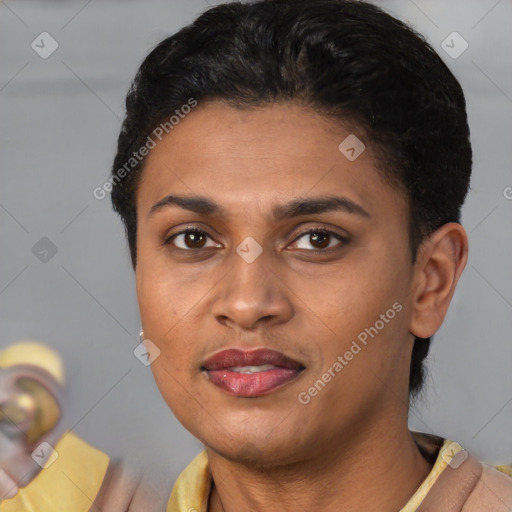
[139,330,144,343]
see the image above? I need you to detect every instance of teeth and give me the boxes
[228,364,278,374]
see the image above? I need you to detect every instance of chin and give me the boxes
[200,424,310,469]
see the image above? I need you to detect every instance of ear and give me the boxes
[409,223,468,339]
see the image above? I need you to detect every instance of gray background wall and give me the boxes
[1,0,511,489]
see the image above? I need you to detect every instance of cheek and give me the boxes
[149,357,202,438]
[136,255,211,376]
[136,252,188,333]
[312,245,411,384]
[326,253,406,333]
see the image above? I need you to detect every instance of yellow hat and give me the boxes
[0,340,65,386]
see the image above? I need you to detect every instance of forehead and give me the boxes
[136,101,405,220]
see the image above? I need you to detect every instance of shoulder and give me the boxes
[463,462,512,511]
[409,432,512,512]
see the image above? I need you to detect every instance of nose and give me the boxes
[212,248,294,331]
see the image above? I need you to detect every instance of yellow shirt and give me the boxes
[1,431,510,511]
[166,432,512,512]
[0,431,109,511]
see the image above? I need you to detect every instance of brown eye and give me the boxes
[184,231,206,248]
[309,231,330,249]
[167,228,220,250]
[291,228,348,251]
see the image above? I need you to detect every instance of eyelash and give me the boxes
[165,226,349,252]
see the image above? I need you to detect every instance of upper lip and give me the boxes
[201,348,304,371]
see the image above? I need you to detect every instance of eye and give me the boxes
[166,228,221,250]
[290,227,349,251]
[165,226,348,252]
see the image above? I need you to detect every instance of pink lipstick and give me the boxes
[201,348,304,397]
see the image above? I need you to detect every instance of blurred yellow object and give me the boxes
[0,342,111,510]
[0,341,64,443]
[0,431,110,511]
[0,341,65,386]
[10,379,60,444]
[497,465,512,478]
[0,341,160,510]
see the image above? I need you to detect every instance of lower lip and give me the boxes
[204,368,303,397]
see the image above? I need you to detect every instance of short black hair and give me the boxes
[110,0,472,400]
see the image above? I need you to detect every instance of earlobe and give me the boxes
[409,223,468,339]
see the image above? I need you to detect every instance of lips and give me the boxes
[202,348,303,371]
[201,348,305,397]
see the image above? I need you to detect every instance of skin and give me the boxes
[135,101,468,511]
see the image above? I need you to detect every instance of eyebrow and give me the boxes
[148,194,371,220]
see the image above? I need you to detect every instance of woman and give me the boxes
[1,0,511,510]
[110,0,512,509]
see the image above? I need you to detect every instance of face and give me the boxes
[135,101,416,466]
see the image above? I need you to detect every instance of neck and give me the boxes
[207,417,432,512]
